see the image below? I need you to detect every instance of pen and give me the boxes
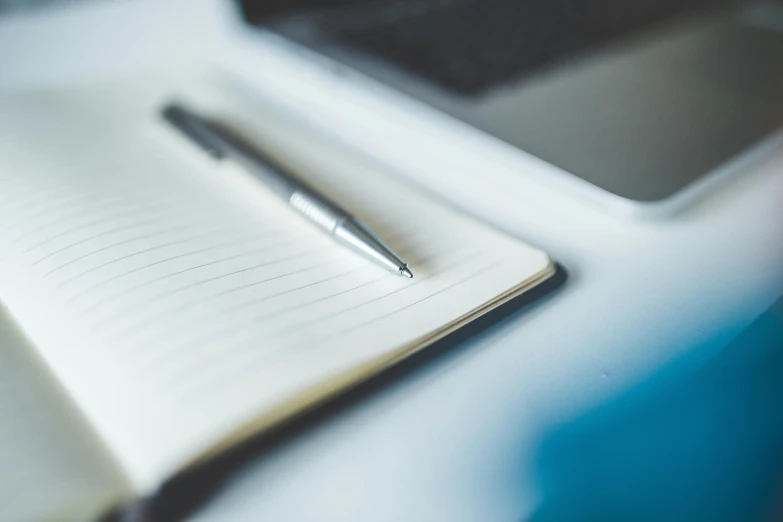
[161,101,413,278]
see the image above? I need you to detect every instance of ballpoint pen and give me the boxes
[161,101,413,278]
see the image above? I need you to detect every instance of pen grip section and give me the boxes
[289,190,346,232]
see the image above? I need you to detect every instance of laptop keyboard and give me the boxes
[248,0,735,96]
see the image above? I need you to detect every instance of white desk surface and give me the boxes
[1,1,782,521]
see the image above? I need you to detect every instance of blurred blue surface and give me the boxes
[531,298,783,521]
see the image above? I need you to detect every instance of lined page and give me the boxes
[0,77,552,491]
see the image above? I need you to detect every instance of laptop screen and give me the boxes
[237,0,742,95]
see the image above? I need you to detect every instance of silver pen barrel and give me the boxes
[335,217,411,277]
[162,102,412,278]
[287,189,410,277]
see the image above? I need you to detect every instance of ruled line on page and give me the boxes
[52,228,281,296]
[123,266,388,369]
[87,244,343,332]
[48,233,201,281]
[118,248,427,372]
[240,259,504,377]
[3,189,132,240]
[29,205,231,266]
[74,238,324,318]
[43,231,193,279]
[47,222,277,286]
[121,251,392,344]
[128,220,444,319]
[320,260,505,343]
[100,255,359,346]
[6,172,238,244]
[133,248,481,383]
[111,241,436,362]
[84,231,323,300]
[74,216,424,323]
[53,204,417,302]
[106,261,367,350]
[132,268,392,385]
[42,220,244,279]
[151,254,495,400]
[23,199,184,254]
[262,250,485,341]
[101,226,456,353]
[8,188,166,244]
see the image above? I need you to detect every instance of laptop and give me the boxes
[231,0,783,217]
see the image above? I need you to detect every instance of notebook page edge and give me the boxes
[169,260,555,480]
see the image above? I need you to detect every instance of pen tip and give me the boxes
[400,267,413,278]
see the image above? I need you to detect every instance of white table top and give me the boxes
[2,1,782,521]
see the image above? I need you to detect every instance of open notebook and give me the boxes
[0,75,556,521]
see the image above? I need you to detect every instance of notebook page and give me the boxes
[0,77,552,492]
[0,304,130,521]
